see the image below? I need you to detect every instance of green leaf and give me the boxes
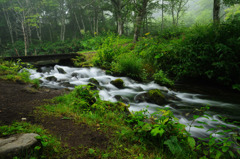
[203,150,208,155]
[41,141,48,147]
[34,146,41,151]
[194,125,204,129]
[193,115,200,119]
[151,127,165,137]
[197,121,207,125]
[164,136,182,155]
[229,151,235,158]
[237,150,240,155]
[89,148,95,155]
[222,146,229,152]
[215,150,222,159]
[36,128,42,133]
[187,137,196,150]
[142,123,152,131]
[207,128,216,132]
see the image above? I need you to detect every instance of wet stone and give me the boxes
[46,76,57,81]
[114,95,130,104]
[110,79,124,89]
[89,78,99,85]
[0,133,39,158]
[57,68,66,74]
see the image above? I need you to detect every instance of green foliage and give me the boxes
[153,70,174,87]
[1,36,106,56]
[0,60,40,88]
[126,108,192,157]
[111,53,146,81]
[54,85,129,114]
[172,20,240,87]
[94,35,133,69]
[225,4,240,21]
[193,115,240,159]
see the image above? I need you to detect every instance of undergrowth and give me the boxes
[0,60,39,88]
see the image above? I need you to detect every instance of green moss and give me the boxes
[110,79,124,89]
[147,89,167,105]
[89,78,99,85]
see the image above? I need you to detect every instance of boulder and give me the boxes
[45,76,57,81]
[134,93,148,103]
[110,79,124,89]
[0,133,39,158]
[71,73,79,78]
[114,95,130,104]
[61,82,76,88]
[134,89,168,105]
[57,68,66,74]
[87,83,98,90]
[89,78,99,85]
[147,89,167,105]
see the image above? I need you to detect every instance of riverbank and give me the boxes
[1,60,240,158]
[0,80,125,158]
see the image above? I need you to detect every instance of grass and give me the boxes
[0,59,40,88]
[33,85,166,158]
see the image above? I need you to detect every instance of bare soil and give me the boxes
[0,79,109,157]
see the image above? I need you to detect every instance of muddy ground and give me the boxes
[0,79,109,158]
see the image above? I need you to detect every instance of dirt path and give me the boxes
[0,79,65,125]
[0,80,109,158]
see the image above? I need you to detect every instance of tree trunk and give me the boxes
[2,4,14,44]
[213,0,221,23]
[171,5,175,25]
[36,22,42,42]
[133,16,142,42]
[161,0,164,32]
[133,0,148,42]
[74,12,82,36]
[80,14,86,32]
[21,22,27,56]
[117,17,123,36]
[49,23,53,42]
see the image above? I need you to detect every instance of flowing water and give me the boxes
[28,65,240,139]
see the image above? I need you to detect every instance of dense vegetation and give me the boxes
[93,18,240,89]
[1,0,240,90]
[0,57,240,159]
[1,0,240,158]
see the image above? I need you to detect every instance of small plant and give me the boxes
[126,108,194,157]
[153,70,174,87]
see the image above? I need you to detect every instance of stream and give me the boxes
[28,65,240,140]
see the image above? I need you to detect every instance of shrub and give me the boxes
[111,53,146,81]
[153,70,174,87]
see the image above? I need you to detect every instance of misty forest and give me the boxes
[0,0,240,158]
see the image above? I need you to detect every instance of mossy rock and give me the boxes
[91,100,130,115]
[45,76,57,81]
[114,95,130,104]
[110,79,124,89]
[146,89,167,105]
[89,78,99,85]
[57,68,66,74]
[87,83,98,90]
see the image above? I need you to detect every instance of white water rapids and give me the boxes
[28,65,240,139]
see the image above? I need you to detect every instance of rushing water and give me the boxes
[28,65,240,139]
